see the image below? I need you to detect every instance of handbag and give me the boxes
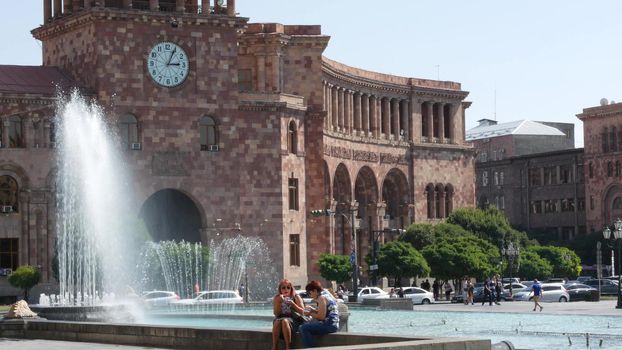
[291,310,311,323]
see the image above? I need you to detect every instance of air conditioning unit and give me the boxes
[131,143,142,150]
[1,206,13,214]
[209,144,219,152]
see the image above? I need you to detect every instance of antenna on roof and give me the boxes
[494,89,497,121]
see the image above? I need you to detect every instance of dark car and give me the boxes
[584,279,619,295]
[563,283,598,301]
[472,286,513,302]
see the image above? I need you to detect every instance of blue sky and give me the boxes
[5,1,622,148]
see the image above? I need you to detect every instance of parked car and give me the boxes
[577,276,593,283]
[174,290,243,305]
[544,278,567,284]
[471,286,513,303]
[295,289,341,305]
[503,283,529,294]
[512,283,569,302]
[563,283,598,301]
[584,279,619,295]
[502,277,520,284]
[142,290,180,306]
[401,287,434,304]
[357,287,389,300]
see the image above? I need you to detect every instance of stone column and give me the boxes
[324,83,330,130]
[391,98,399,140]
[1,120,9,148]
[226,0,236,16]
[361,94,369,136]
[438,102,445,143]
[445,103,454,143]
[256,55,265,91]
[400,100,409,140]
[63,0,72,14]
[331,86,338,131]
[426,102,434,140]
[176,0,185,12]
[354,92,362,135]
[202,0,210,14]
[381,98,391,139]
[338,88,345,132]
[348,90,355,135]
[44,0,52,23]
[54,0,62,17]
[344,90,352,134]
[271,54,281,92]
[409,97,420,142]
[149,0,159,11]
[370,95,378,138]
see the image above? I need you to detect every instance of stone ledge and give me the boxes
[362,298,413,310]
[0,319,490,350]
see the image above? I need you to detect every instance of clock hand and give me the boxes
[167,47,176,66]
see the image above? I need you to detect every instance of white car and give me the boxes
[174,290,243,305]
[142,290,180,306]
[401,287,434,304]
[512,283,569,302]
[357,287,389,300]
[503,283,529,293]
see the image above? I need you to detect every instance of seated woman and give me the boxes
[272,279,305,350]
[298,280,339,348]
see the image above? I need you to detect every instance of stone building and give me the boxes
[0,0,475,297]
[577,100,622,233]
[468,119,585,240]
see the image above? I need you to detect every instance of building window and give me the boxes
[118,114,139,149]
[238,69,252,92]
[531,200,542,214]
[560,165,571,184]
[499,172,504,185]
[482,171,488,186]
[480,152,488,162]
[500,195,505,209]
[0,238,18,272]
[289,234,300,266]
[8,116,23,148]
[199,116,218,150]
[603,128,609,153]
[49,120,57,147]
[444,185,453,216]
[529,168,542,186]
[426,184,434,218]
[611,127,617,152]
[590,196,595,210]
[288,178,299,210]
[544,199,558,213]
[561,198,575,212]
[287,121,297,154]
[494,172,499,186]
[0,176,18,212]
[607,162,614,177]
[578,197,585,211]
[616,161,621,177]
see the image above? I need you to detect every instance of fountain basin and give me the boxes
[0,318,490,350]
[29,305,136,322]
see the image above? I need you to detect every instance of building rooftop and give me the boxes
[0,65,81,95]
[466,119,566,141]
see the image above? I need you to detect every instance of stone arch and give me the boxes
[354,166,379,224]
[333,163,352,255]
[333,163,352,206]
[381,168,409,227]
[603,183,622,224]
[139,188,205,243]
[0,162,30,190]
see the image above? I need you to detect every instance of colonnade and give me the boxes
[43,0,235,23]
[323,81,459,144]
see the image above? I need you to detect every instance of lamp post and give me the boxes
[501,241,519,296]
[311,203,359,302]
[602,218,622,309]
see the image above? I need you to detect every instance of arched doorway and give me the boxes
[139,189,202,242]
[381,169,409,228]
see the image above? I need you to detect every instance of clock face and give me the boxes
[147,41,189,88]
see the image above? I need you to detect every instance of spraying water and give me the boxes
[55,91,136,305]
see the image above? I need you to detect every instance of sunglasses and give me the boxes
[280,285,292,290]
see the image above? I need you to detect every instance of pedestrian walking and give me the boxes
[529,278,543,312]
[432,280,440,301]
[482,278,493,306]
[444,281,453,301]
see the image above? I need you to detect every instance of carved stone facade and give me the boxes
[0,0,475,296]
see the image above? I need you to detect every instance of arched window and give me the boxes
[616,161,621,177]
[434,185,442,218]
[425,184,434,219]
[287,120,297,154]
[611,127,618,152]
[0,176,18,212]
[8,116,23,148]
[444,185,453,216]
[118,114,139,149]
[199,116,218,151]
[607,161,614,177]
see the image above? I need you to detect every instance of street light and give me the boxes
[501,241,519,296]
[602,218,622,309]
[311,203,359,302]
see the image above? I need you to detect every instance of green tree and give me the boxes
[447,206,534,247]
[528,246,582,278]
[400,223,436,250]
[375,241,430,286]
[517,250,553,280]
[8,265,41,302]
[318,254,352,284]
[421,228,500,280]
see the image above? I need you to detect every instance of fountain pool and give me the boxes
[139,306,622,350]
